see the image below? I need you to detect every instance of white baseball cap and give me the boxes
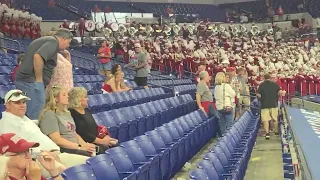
[4,90,31,103]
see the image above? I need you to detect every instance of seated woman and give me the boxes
[39,86,96,157]
[101,71,131,93]
[68,87,118,152]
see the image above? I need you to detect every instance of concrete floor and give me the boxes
[244,132,284,180]
[172,131,284,180]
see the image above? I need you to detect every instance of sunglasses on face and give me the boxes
[7,91,27,102]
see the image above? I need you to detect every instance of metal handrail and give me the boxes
[0,36,21,54]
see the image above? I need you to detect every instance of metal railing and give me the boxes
[0,36,21,54]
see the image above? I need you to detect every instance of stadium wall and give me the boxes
[85,0,258,5]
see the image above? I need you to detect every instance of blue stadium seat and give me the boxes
[145,130,177,178]
[134,135,170,180]
[87,154,136,180]
[0,66,12,75]
[121,140,161,180]
[62,164,97,180]
[95,111,119,139]
[110,109,137,142]
[106,147,150,180]
[0,75,11,85]
[121,106,146,136]
[189,168,210,180]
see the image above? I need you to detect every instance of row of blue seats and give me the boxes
[87,88,170,113]
[149,79,193,86]
[175,84,197,97]
[74,75,105,83]
[74,81,138,95]
[62,109,218,180]
[189,103,261,180]
[0,65,96,76]
[92,94,196,143]
[125,74,177,80]
[0,85,16,99]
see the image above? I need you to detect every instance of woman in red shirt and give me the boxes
[101,71,131,93]
[97,40,111,77]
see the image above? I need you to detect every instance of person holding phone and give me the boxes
[0,133,63,180]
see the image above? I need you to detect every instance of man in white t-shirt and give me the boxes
[0,89,89,177]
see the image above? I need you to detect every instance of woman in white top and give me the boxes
[214,72,236,134]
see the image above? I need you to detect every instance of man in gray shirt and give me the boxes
[15,28,73,120]
[128,43,149,88]
[236,68,250,115]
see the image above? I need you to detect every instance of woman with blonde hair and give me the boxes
[101,71,131,93]
[214,72,236,134]
[68,87,118,152]
[39,86,96,157]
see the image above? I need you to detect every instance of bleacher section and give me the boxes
[189,101,261,180]
[0,36,270,180]
[62,108,217,179]
[14,0,225,21]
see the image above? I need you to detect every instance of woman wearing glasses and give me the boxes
[0,133,63,180]
[39,86,96,157]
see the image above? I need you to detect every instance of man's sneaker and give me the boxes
[275,132,279,136]
[265,133,270,139]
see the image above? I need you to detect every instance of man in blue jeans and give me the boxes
[15,28,73,120]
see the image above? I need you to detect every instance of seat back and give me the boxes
[86,154,121,179]
[62,164,97,180]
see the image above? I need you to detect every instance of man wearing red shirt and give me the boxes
[97,40,111,76]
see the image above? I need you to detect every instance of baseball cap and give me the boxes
[4,89,31,103]
[226,67,236,72]
[0,133,39,155]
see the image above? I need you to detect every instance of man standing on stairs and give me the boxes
[14,28,73,120]
[257,73,285,139]
[126,43,149,88]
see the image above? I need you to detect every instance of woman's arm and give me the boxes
[48,132,79,149]
[108,79,123,92]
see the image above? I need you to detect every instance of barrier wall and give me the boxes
[85,0,258,5]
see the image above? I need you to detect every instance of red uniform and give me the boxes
[24,22,31,38]
[306,75,315,95]
[79,19,85,37]
[295,74,307,96]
